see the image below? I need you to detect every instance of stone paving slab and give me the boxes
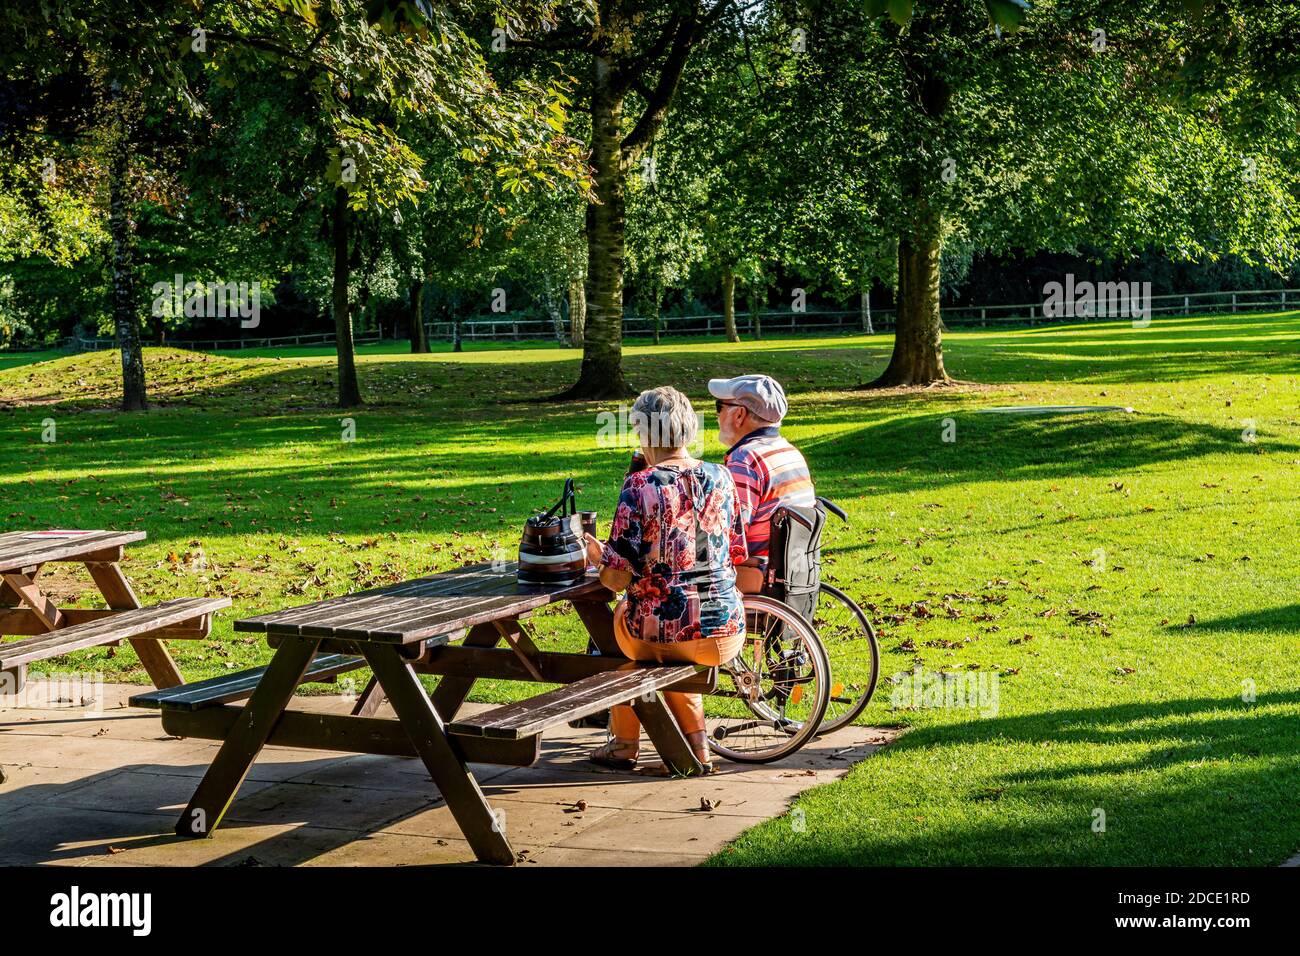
[1,682,901,867]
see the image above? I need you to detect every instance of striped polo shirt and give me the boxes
[723,426,816,560]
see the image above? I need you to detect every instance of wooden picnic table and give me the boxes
[0,530,228,693]
[136,561,713,865]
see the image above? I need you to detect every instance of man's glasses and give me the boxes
[715,400,741,413]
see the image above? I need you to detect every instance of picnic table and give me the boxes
[0,530,228,693]
[133,561,715,865]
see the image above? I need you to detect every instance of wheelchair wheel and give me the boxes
[704,594,830,764]
[814,582,880,734]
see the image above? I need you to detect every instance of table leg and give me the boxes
[362,643,516,866]
[350,675,385,717]
[3,572,56,698]
[429,622,501,720]
[175,635,321,838]
[86,561,184,689]
[1,573,64,630]
[574,598,703,776]
[572,599,618,655]
[0,664,24,696]
[0,563,41,598]
[633,695,705,777]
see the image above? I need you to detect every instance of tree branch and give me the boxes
[620,14,707,164]
[609,13,685,96]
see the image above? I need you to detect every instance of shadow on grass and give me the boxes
[1177,604,1300,635]
[721,689,1300,866]
[5,310,1300,415]
[3,401,1291,542]
[0,383,1294,564]
[802,399,1298,496]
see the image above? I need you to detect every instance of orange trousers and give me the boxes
[608,603,746,742]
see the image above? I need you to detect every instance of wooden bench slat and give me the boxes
[447,665,707,740]
[129,653,364,711]
[0,607,211,638]
[0,597,230,670]
[415,646,717,691]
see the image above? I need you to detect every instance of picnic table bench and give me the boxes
[135,562,715,865]
[0,530,228,693]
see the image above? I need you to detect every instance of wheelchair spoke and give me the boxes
[704,594,830,763]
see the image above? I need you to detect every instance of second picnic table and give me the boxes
[0,529,228,693]
[133,561,715,865]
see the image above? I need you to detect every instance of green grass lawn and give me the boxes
[2,312,1298,866]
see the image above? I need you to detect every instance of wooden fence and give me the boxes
[22,286,1299,353]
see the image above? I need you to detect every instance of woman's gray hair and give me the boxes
[630,386,699,454]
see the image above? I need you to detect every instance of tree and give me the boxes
[625,153,699,343]
[513,1,750,398]
[199,2,590,405]
[0,2,199,408]
[2,0,592,408]
[660,10,803,346]
[796,0,1299,386]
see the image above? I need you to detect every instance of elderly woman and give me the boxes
[583,386,748,773]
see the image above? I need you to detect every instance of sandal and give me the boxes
[589,739,639,770]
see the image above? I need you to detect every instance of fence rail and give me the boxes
[67,331,383,352]
[8,286,1296,355]
[432,287,1300,341]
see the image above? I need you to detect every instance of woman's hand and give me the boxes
[588,532,632,593]
[583,532,603,568]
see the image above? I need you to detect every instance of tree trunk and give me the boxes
[452,293,463,353]
[542,276,566,343]
[557,56,631,398]
[107,84,146,411]
[409,278,430,353]
[869,211,949,387]
[651,279,662,346]
[722,266,740,342]
[870,33,951,388]
[331,188,363,407]
[861,288,874,335]
[749,287,763,340]
[568,279,586,346]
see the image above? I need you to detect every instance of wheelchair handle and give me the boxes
[817,496,848,523]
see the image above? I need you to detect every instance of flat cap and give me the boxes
[707,374,788,422]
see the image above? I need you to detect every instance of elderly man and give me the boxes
[709,373,815,594]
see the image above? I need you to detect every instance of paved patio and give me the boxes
[0,681,899,867]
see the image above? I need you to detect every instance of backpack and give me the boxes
[764,502,826,623]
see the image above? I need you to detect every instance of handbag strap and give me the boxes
[539,478,576,521]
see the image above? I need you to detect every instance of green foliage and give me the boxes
[0,0,593,355]
[3,311,1300,864]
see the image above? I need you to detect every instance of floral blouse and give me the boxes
[601,461,748,643]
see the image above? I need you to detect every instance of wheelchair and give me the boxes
[701,496,880,760]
